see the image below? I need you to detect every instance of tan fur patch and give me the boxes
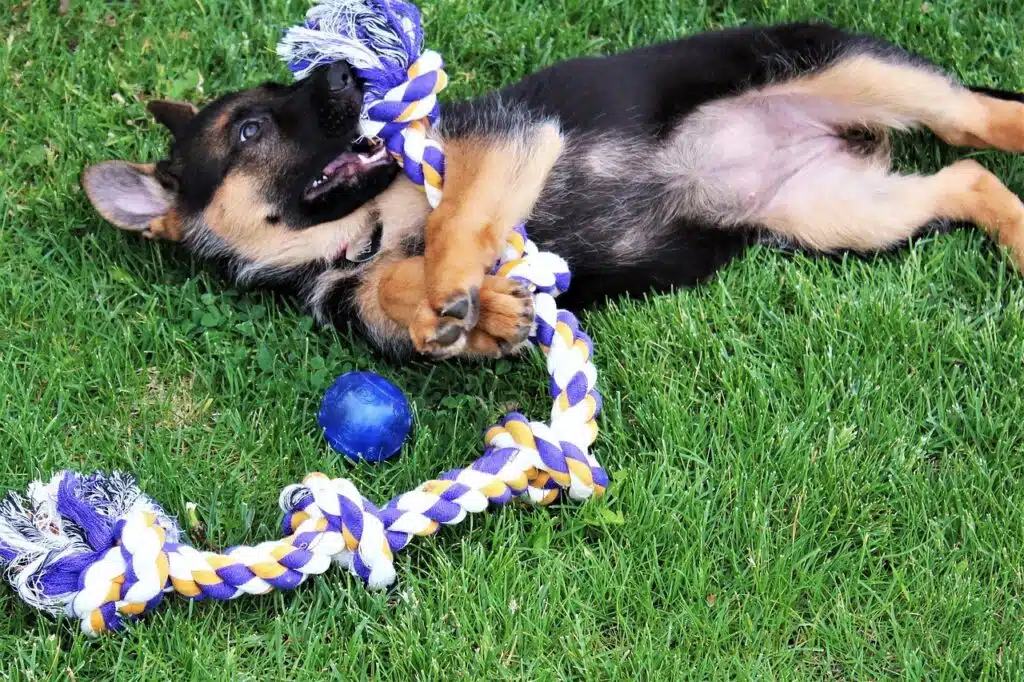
[214,109,235,136]
[355,254,416,353]
[771,54,1024,151]
[423,122,564,312]
[144,207,183,241]
[771,55,966,130]
[936,160,1024,260]
[202,174,430,270]
[758,159,1024,259]
[375,177,433,251]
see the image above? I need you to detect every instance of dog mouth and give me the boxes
[332,220,385,267]
[303,139,392,202]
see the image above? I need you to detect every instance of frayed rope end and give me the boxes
[276,0,425,94]
[0,471,177,616]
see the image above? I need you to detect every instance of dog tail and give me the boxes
[968,85,1024,103]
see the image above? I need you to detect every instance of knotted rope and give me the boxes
[0,224,607,634]
[278,0,448,206]
[0,0,608,635]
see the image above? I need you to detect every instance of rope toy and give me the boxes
[277,0,448,206]
[0,0,607,635]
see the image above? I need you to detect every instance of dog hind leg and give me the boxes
[666,50,1024,266]
[756,159,1024,264]
[772,52,1024,152]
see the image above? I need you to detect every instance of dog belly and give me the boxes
[662,93,884,226]
[525,88,896,306]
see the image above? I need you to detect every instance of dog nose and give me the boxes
[326,61,354,93]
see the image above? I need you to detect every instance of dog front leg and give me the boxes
[415,123,564,354]
[358,256,535,359]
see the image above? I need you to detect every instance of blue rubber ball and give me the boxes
[318,371,413,463]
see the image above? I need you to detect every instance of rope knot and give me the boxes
[0,471,181,634]
[71,509,172,634]
[280,474,396,589]
[279,1,448,207]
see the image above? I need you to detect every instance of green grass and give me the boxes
[3,0,1024,678]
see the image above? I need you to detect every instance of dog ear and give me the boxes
[81,161,183,241]
[147,99,198,138]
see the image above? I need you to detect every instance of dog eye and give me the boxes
[239,120,262,143]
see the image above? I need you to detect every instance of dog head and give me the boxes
[82,62,421,294]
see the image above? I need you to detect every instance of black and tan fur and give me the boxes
[82,23,1024,359]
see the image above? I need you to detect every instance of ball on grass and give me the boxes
[318,371,412,463]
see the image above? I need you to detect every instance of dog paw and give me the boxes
[409,277,534,360]
[437,286,480,327]
[409,287,480,360]
[409,307,471,360]
[473,277,535,356]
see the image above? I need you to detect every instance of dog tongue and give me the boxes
[323,152,363,177]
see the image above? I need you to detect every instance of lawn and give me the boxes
[3,0,1024,678]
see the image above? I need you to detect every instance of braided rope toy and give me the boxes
[0,0,607,635]
[278,0,448,207]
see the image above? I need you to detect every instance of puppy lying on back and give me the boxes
[84,23,1024,359]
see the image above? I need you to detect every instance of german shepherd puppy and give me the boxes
[82,23,1024,359]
